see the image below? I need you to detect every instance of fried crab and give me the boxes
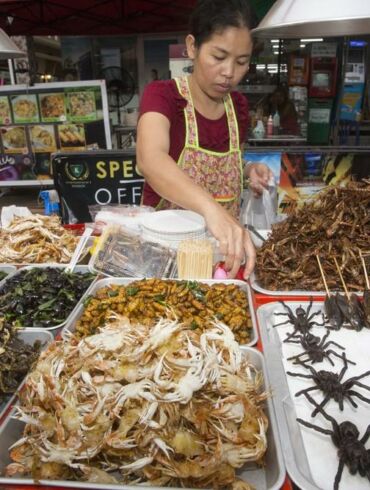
[6,315,268,489]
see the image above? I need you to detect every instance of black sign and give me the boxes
[52,150,144,223]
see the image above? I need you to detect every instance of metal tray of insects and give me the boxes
[0,265,97,334]
[0,346,285,490]
[0,329,54,422]
[250,272,326,297]
[257,300,370,490]
[61,277,259,347]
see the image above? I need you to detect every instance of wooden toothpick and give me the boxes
[333,257,349,299]
[316,255,330,296]
[359,250,370,290]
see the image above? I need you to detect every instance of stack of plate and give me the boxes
[140,210,207,249]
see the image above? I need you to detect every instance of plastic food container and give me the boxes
[0,265,97,334]
[0,347,285,490]
[89,227,177,278]
[61,277,259,348]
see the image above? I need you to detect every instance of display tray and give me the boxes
[250,272,325,297]
[0,264,17,287]
[61,278,259,347]
[257,300,370,490]
[0,265,97,334]
[0,329,54,422]
[0,347,285,490]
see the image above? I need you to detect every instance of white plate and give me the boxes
[141,210,206,235]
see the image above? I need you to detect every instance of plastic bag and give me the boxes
[241,184,277,230]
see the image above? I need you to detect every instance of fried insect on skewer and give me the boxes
[317,255,343,330]
[360,250,370,326]
[334,258,364,331]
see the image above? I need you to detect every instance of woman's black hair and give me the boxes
[189,0,255,48]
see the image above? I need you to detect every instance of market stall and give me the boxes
[0,177,368,490]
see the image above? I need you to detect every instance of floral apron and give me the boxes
[157,76,243,218]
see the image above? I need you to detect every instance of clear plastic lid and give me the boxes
[89,225,177,278]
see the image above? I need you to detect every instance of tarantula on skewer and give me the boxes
[287,354,370,416]
[297,393,370,490]
[273,300,325,343]
[286,331,355,367]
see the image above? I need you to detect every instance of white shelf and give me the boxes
[0,179,54,188]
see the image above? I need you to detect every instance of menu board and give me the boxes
[0,80,111,182]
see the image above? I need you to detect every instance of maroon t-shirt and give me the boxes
[139,79,249,207]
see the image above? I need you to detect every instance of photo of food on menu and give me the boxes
[1,126,27,153]
[10,94,39,123]
[58,123,86,149]
[30,125,57,152]
[39,93,66,122]
[0,97,11,124]
[67,91,96,121]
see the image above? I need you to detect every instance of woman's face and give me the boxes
[186,26,252,100]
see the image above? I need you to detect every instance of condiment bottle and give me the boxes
[273,111,280,134]
[267,115,273,136]
[253,119,265,139]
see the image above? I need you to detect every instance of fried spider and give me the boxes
[273,300,325,342]
[286,331,355,367]
[287,354,370,416]
[297,393,370,490]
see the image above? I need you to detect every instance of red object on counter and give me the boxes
[214,262,245,280]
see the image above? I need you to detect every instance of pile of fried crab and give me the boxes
[6,314,268,489]
[0,214,79,263]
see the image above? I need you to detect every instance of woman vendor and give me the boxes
[137,0,272,279]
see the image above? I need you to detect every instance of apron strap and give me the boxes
[175,76,199,146]
[224,94,240,151]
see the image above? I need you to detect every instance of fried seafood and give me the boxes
[0,214,79,263]
[6,316,268,488]
[76,279,253,344]
[256,181,370,291]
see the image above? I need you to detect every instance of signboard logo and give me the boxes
[65,161,89,181]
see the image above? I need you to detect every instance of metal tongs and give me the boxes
[65,227,93,273]
[245,224,267,243]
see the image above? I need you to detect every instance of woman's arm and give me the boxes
[137,111,256,279]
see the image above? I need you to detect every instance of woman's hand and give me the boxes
[203,202,256,280]
[245,162,274,196]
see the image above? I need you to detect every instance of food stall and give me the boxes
[0,174,368,490]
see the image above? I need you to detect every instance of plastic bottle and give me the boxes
[273,111,280,134]
[253,119,265,139]
[267,115,273,136]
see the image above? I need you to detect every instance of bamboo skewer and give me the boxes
[333,257,349,300]
[359,250,370,289]
[316,255,330,296]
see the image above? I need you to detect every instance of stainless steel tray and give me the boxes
[257,301,370,490]
[250,272,325,297]
[61,278,259,347]
[0,329,53,422]
[0,264,17,288]
[0,265,97,334]
[0,347,285,490]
